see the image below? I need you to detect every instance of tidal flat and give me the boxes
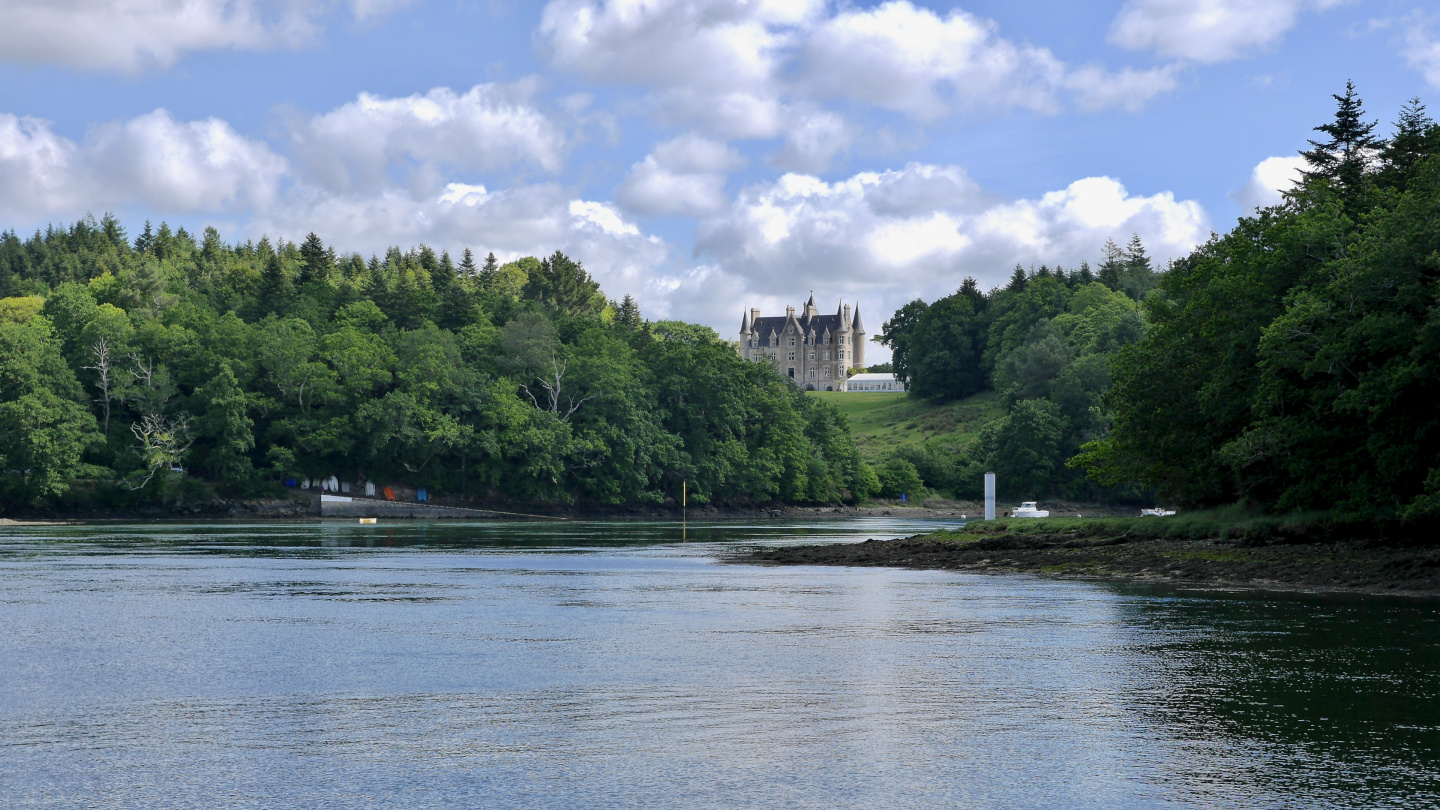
[742,517,1440,596]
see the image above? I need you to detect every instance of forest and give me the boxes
[883,84,1440,519]
[0,224,874,508]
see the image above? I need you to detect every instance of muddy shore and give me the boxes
[739,529,1440,597]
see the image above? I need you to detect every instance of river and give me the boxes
[2,518,1437,808]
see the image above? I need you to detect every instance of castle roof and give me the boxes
[851,304,865,333]
[751,311,847,338]
[740,310,751,334]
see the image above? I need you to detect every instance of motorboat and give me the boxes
[1013,502,1049,518]
[1141,508,1177,517]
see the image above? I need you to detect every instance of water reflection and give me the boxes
[0,520,1436,808]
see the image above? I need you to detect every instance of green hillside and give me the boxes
[808,390,1005,463]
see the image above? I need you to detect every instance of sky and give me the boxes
[1,0,1437,362]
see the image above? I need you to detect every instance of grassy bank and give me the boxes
[807,389,1004,464]
[740,510,1440,595]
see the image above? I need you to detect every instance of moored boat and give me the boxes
[1013,502,1049,518]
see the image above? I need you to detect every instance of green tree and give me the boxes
[524,251,605,318]
[1301,80,1378,198]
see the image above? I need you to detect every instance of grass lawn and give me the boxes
[807,389,1005,463]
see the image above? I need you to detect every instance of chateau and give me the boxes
[739,295,866,390]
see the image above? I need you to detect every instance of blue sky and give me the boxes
[1,0,1437,358]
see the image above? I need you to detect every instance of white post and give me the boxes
[984,473,996,521]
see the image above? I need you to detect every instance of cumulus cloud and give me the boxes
[1232,155,1306,211]
[0,0,409,72]
[0,109,287,220]
[1108,0,1338,63]
[1403,14,1440,88]
[540,0,1180,139]
[291,81,566,192]
[803,2,1065,119]
[694,163,1208,330]
[616,133,745,217]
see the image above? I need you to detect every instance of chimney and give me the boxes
[751,307,761,323]
[786,305,795,317]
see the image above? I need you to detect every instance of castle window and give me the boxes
[787,351,796,361]
[808,352,815,360]
[787,337,795,347]
[824,350,831,361]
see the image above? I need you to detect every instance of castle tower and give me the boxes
[851,305,866,369]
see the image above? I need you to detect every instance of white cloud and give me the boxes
[1232,155,1306,211]
[768,109,853,173]
[0,109,287,220]
[694,164,1209,331]
[291,81,566,192]
[540,0,1180,140]
[1403,14,1440,88]
[616,133,744,217]
[1108,0,1338,63]
[0,0,410,72]
[803,2,1065,119]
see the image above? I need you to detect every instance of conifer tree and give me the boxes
[1378,97,1438,189]
[134,220,154,255]
[459,248,478,277]
[1097,239,1125,291]
[1301,80,1378,193]
[298,232,330,285]
[617,294,642,329]
[258,253,291,316]
[1007,264,1027,292]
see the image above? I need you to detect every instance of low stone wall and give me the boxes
[318,497,502,519]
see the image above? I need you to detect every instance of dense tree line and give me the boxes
[877,245,1152,501]
[0,223,874,508]
[1078,86,1440,519]
[881,85,1440,513]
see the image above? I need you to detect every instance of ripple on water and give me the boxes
[0,519,1437,809]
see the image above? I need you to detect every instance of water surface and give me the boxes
[2,519,1437,808]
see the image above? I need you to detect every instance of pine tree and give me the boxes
[1077,261,1095,285]
[460,248,478,277]
[1378,97,1439,189]
[134,220,154,255]
[617,294,642,329]
[258,253,291,316]
[1098,239,1125,291]
[1301,80,1378,192]
[1006,264,1027,292]
[298,232,331,285]
[480,251,499,284]
[1121,234,1157,300]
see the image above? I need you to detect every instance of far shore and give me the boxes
[0,495,1144,524]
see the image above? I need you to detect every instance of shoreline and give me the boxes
[736,527,1440,598]
[3,496,1128,524]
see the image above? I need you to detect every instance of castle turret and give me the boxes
[740,309,751,337]
[851,305,866,369]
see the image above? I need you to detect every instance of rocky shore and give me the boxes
[739,522,1440,596]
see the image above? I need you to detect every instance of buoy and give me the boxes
[359,518,377,524]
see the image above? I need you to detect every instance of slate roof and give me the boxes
[751,312,847,339]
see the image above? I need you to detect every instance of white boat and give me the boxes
[1013,501,1049,518]
[1140,508,1177,517]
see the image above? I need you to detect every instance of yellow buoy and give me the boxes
[359,517,377,524]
